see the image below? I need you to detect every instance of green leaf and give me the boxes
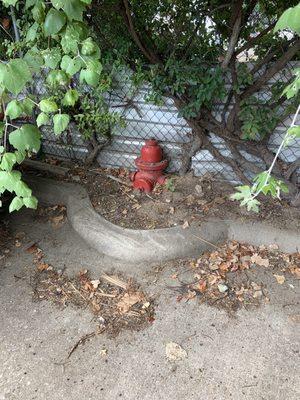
[25,22,39,42]
[5,100,23,120]
[23,195,38,209]
[274,4,300,34]
[36,112,50,127]
[2,0,18,6]
[0,59,31,95]
[53,113,70,134]
[288,126,300,138]
[42,48,61,69]
[63,0,85,21]
[9,124,41,153]
[9,196,24,213]
[0,152,17,171]
[60,22,88,54]
[24,48,44,73]
[15,150,26,164]
[245,198,260,213]
[21,98,35,115]
[46,70,70,86]
[62,89,79,106]
[60,55,82,76]
[230,185,252,201]
[39,99,58,113]
[0,146,4,154]
[26,0,37,8]
[32,1,45,23]
[0,170,22,193]
[44,8,67,36]
[79,69,100,86]
[14,180,32,198]
[81,37,96,56]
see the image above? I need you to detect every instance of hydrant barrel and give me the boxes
[141,139,163,163]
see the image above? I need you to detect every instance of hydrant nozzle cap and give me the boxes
[145,139,158,146]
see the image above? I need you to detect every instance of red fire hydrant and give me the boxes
[131,139,168,192]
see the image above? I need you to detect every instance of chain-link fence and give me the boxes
[37,63,300,184]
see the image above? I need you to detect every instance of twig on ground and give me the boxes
[67,331,97,359]
[101,274,128,290]
[106,174,132,187]
[192,234,220,249]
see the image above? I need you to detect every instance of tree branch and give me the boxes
[121,0,160,64]
[241,38,300,101]
[221,1,243,69]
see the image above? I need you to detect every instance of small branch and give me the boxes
[0,23,14,41]
[67,331,98,359]
[10,5,20,42]
[250,38,294,77]
[234,22,276,56]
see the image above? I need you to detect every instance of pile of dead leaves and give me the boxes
[170,241,300,312]
[31,264,155,337]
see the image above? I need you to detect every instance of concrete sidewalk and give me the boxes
[0,209,299,400]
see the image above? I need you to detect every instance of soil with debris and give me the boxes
[162,241,300,313]
[74,167,300,231]
[27,243,155,338]
[22,160,300,230]
[34,203,67,227]
[0,219,11,266]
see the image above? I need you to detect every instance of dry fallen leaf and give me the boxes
[37,263,50,271]
[117,292,144,314]
[198,279,207,293]
[26,243,38,254]
[142,301,150,309]
[273,274,285,285]
[289,267,300,278]
[182,220,189,229]
[218,283,228,293]
[91,279,100,289]
[250,254,269,268]
[100,348,108,357]
[185,290,197,300]
[253,290,263,299]
[51,214,65,226]
[166,342,187,361]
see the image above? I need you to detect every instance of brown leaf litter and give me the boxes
[30,265,155,338]
[167,241,299,313]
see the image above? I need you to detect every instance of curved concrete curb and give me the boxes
[26,176,299,263]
